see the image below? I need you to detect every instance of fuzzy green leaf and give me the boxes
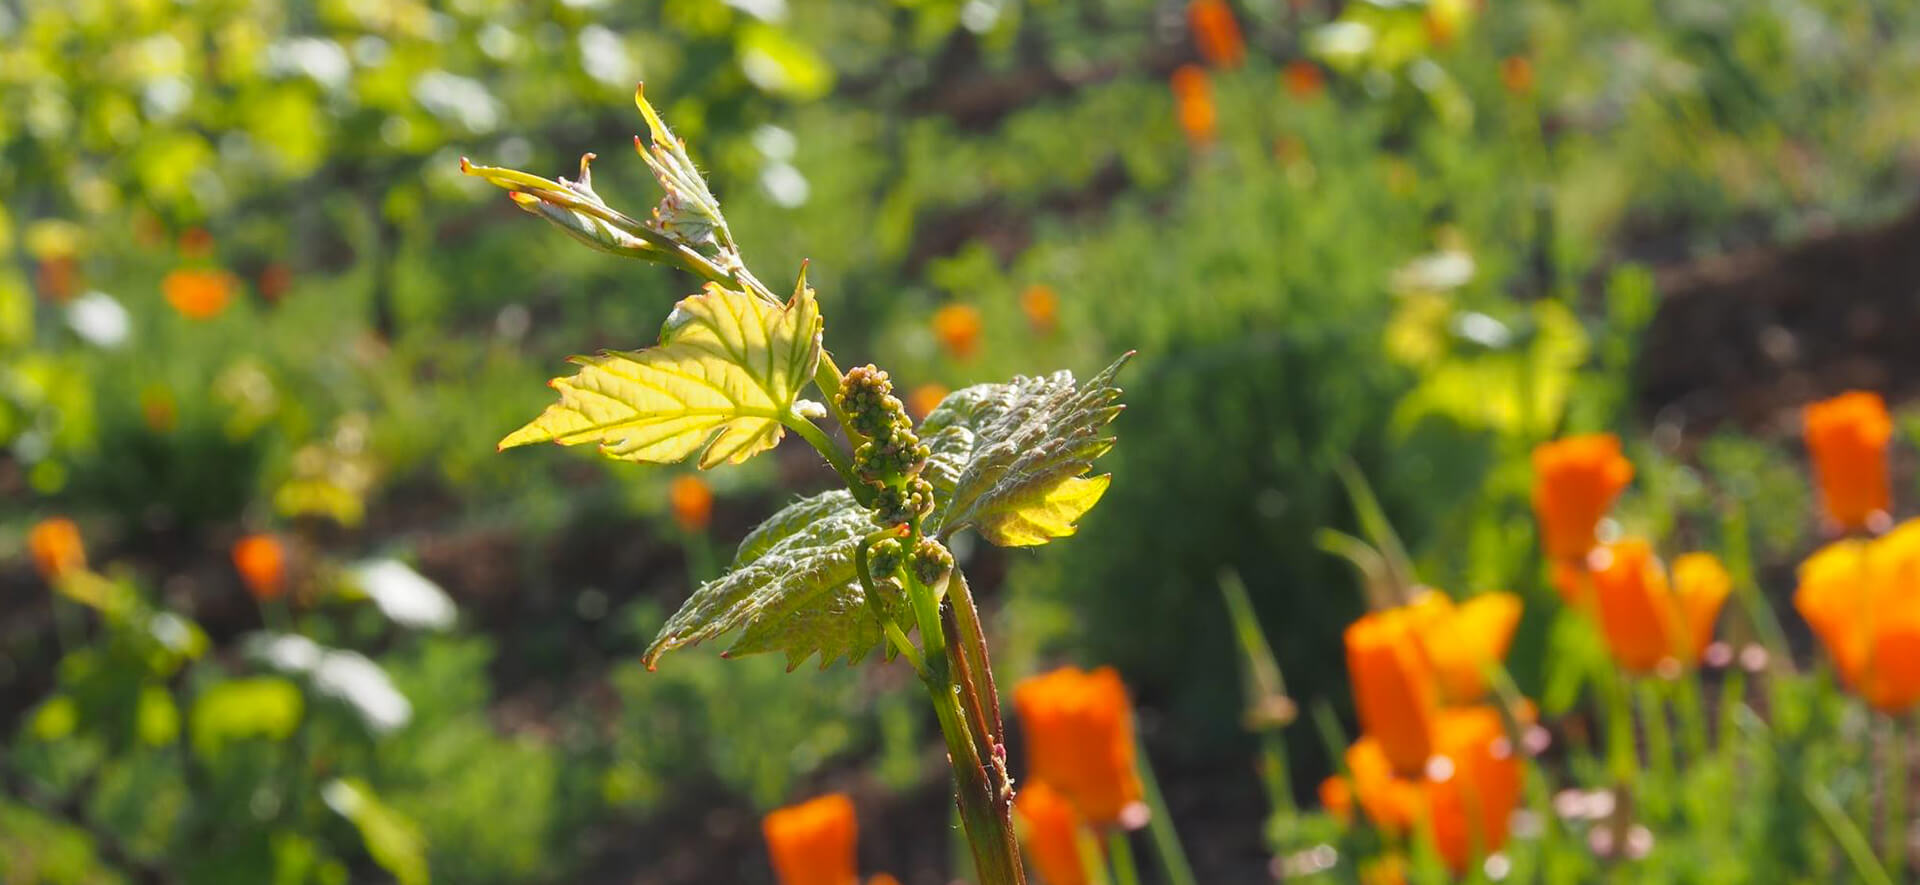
[643,490,905,671]
[922,354,1130,546]
[500,282,821,469]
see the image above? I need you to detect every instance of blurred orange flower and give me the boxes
[1187,0,1245,68]
[670,475,714,532]
[1021,284,1059,334]
[1499,56,1534,95]
[1804,391,1892,532]
[1589,540,1729,674]
[1423,707,1523,873]
[909,384,949,420]
[1171,65,1217,147]
[29,518,87,583]
[1015,781,1088,885]
[232,534,287,601]
[1531,433,1633,561]
[1284,60,1324,100]
[1796,522,1920,713]
[1321,707,1522,874]
[36,256,80,302]
[1406,590,1523,704]
[178,227,215,259]
[932,303,983,360]
[259,262,294,301]
[763,794,859,885]
[1014,666,1144,826]
[163,269,234,320]
[1346,606,1442,775]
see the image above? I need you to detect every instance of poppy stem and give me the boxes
[1133,736,1199,885]
[1075,826,1115,885]
[1635,681,1675,802]
[1673,669,1709,763]
[1106,830,1142,885]
[1885,714,1907,879]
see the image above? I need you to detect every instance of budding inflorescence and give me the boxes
[869,537,906,578]
[909,538,954,587]
[840,366,937,531]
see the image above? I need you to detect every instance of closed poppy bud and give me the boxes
[1171,65,1217,146]
[1670,553,1733,664]
[931,303,983,360]
[763,794,859,885]
[1283,60,1324,100]
[1795,525,1920,713]
[1804,391,1892,532]
[909,384,949,420]
[1424,707,1523,874]
[1015,782,1088,885]
[37,256,80,302]
[28,517,87,583]
[1409,591,1523,704]
[259,262,294,301]
[1531,434,1633,560]
[163,268,233,320]
[670,475,714,532]
[232,534,287,601]
[1014,666,1145,826]
[1021,284,1059,334]
[1187,0,1245,68]
[178,228,215,259]
[1346,608,1442,775]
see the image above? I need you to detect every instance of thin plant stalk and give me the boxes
[1737,707,1895,885]
[1673,670,1710,763]
[1637,681,1675,790]
[1885,714,1907,879]
[1219,570,1298,854]
[1075,827,1115,885]
[1107,831,1143,885]
[1134,735,1200,885]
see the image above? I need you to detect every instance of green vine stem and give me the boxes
[948,570,1008,749]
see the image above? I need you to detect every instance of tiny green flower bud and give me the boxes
[869,538,905,578]
[909,538,954,586]
[837,364,914,440]
[870,476,935,528]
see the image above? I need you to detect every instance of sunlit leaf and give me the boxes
[500,283,822,469]
[322,778,429,885]
[737,24,834,100]
[643,490,905,671]
[188,677,304,759]
[921,354,1130,546]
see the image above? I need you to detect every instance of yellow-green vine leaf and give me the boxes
[922,354,1130,546]
[500,282,822,469]
[643,490,906,671]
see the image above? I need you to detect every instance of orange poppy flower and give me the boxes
[1405,591,1523,705]
[1589,541,1729,674]
[866,877,900,885]
[1423,707,1523,873]
[1321,707,1522,874]
[1283,60,1325,100]
[232,534,287,601]
[1014,666,1145,826]
[1804,391,1892,532]
[1015,781,1088,885]
[28,517,87,583]
[763,794,859,885]
[909,384,950,420]
[1796,523,1920,713]
[1531,434,1633,561]
[1171,65,1217,146]
[931,303,983,360]
[1346,607,1442,775]
[1020,284,1059,334]
[1187,0,1245,68]
[163,268,233,320]
[670,475,714,532]
[1499,56,1534,95]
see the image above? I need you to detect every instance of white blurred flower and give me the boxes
[352,559,457,630]
[313,650,412,733]
[66,291,130,348]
